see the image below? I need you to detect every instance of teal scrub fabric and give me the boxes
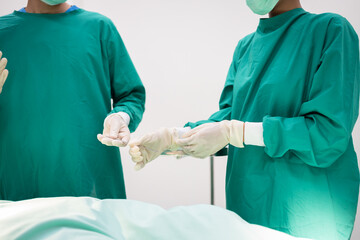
[187,8,360,240]
[0,9,145,200]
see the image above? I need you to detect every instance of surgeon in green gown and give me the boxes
[128,0,360,239]
[0,0,145,200]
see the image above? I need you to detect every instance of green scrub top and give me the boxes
[187,8,360,240]
[0,9,145,200]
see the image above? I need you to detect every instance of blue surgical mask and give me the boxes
[41,0,67,6]
[246,0,279,15]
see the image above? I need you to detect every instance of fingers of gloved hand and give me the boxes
[130,150,142,158]
[181,145,208,159]
[1,69,8,82]
[176,135,196,147]
[129,148,143,160]
[97,134,104,142]
[132,156,144,163]
[101,121,111,138]
[97,134,118,146]
[0,69,8,93]
[108,117,122,139]
[114,130,130,146]
[98,134,111,145]
[101,137,115,146]
[118,130,130,145]
[130,150,143,161]
[140,146,152,163]
[129,142,140,149]
[181,145,196,155]
[0,56,7,73]
[129,141,147,154]
[99,115,129,146]
[134,162,145,171]
[110,139,127,147]
[129,145,145,162]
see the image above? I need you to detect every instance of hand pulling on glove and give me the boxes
[97,113,130,147]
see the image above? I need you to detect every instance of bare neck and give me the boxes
[26,0,71,14]
[269,0,302,18]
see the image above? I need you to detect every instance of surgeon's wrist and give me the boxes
[244,122,265,146]
[176,127,191,138]
[228,120,245,148]
[115,112,130,126]
[166,127,190,151]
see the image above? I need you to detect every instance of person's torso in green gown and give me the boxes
[186,8,359,240]
[226,9,359,240]
[0,9,129,200]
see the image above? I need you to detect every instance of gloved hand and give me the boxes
[97,113,130,147]
[129,128,180,170]
[0,51,9,94]
[176,120,244,158]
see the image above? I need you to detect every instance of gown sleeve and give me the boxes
[106,22,146,132]
[185,41,242,128]
[263,16,360,168]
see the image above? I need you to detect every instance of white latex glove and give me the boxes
[0,51,9,94]
[97,113,130,147]
[129,128,180,170]
[176,120,244,158]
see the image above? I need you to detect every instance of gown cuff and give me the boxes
[244,122,265,147]
[116,112,131,126]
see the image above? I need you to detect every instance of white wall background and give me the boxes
[1,0,360,239]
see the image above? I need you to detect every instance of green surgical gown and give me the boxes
[0,9,145,200]
[187,8,360,240]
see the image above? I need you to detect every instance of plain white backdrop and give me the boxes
[1,0,360,239]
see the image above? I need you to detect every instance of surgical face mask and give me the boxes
[41,0,67,6]
[246,0,279,15]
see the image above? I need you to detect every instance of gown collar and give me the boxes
[257,8,307,33]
